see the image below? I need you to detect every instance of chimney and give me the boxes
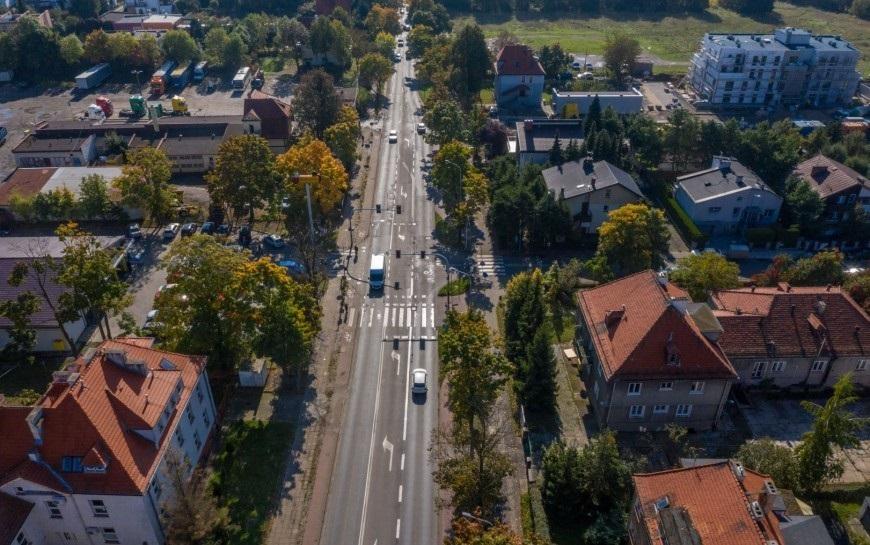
[559,187,565,200]
[713,156,731,172]
[590,177,596,189]
[584,151,594,169]
[735,175,744,185]
[815,299,827,315]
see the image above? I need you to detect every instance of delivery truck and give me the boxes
[75,63,111,91]
[369,253,385,291]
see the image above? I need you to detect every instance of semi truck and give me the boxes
[75,63,111,91]
[169,61,193,89]
[193,61,208,82]
[150,60,177,96]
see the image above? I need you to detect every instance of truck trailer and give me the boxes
[169,61,193,89]
[75,63,111,91]
[150,60,177,96]
[193,61,208,82]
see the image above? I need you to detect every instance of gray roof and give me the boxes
[779,515,835,545]
[542,159,643,200]
[677,157,781,204]
[514,120,583,154]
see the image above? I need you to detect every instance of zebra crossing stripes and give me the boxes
[474,255,507,275]
[356,303,436,331]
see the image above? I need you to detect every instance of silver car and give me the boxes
[411,368,428,394]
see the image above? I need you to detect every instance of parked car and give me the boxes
[163,223,180,241]
[127,223,142,239]
[201,221,216,234]
[144,309,158,325]
[238,224,252,246]
[389,130,398,143]
[216,223,230,235]
[180,222,198,236]
[488,105,498,117]
[411,368,428,394]
[416,123,426,134]
[263,234,285,250]
[127,245,145,264]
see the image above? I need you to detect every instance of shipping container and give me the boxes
[75,63,111,90]
[193,61,208,82]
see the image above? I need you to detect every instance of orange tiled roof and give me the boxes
[633,462,783,545]
[793,154,868,199]
[0,339,206,496]
[711,285,870,358]
[495,44,546,76]
[576,271,736,380]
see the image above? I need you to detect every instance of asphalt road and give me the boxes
[319,28,443,545]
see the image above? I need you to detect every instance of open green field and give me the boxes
[454,2,870,75]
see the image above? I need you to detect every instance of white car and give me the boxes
[145,309,158,324]
[411,368,428,394]
[388,130,398,143]
[163,223,180,241]
[416,123,426,134]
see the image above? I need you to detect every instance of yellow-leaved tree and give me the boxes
[275,136,348,215]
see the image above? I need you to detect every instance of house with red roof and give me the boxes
[630,460,835,545]
[710,283,870,389]
[0,338,216,545]
[243,90,292,153]
[791,154,869,233]
[576,270,737,431]
[494,44,545,110]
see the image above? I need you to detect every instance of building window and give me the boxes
[202,410,211,427]
[102,528,119,544]
[653,404,669,415]
[811,360,827,372]
[676,404,693,418]
[194,430,202,451]
[856,360,867,372]
[196,384,204,403]
[90,499,109,517]
[771,361,787,372]
[659,382,673,391]
[708,206,721,213]
[16,533,32,545]
[175,429,185,447]
[46,500,62,519]
[627,382,642,396]
[752,361,766,378]
[61,456,83,473]
[732,207,741,216]
[689,381,705,394]
[629,405,645,418]
[151,479,162,499]
[187,408,195,425]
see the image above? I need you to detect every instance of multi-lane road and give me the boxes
[319,25,443,545]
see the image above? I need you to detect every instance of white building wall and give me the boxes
[495,74,544,108]
[0,319,86,353]
[675,186,782,234]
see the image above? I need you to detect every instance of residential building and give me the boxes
[141,13,183,30]
[551,88,644,118]
[493,45,545,110]
[124,0,174,14]
[688,28,861,109]
[710,283,870,389]
[0,338,217,545]
[630,460,835,545]
[543,155,645,234]
[0,10,51,32]
[513,119,583,166]
[243,90,292,152]
[675,156,782,235]
[792,154,869,228]
[575,270,737,432]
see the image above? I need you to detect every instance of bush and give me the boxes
[663,195,706,245]
[746,227,776,247]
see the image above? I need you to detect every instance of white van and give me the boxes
[370,253,385,290]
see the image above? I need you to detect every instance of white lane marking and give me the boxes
[391,306,397,328]
[383,307,389,329]
[402,305,413,442]
[392,351,400,375]
[395,519,401,540]
[368,307,374,327]
[348,307,356,328]
[398,485,403,503]
[400,452,405,471]
[421,306,427,328]
[359,306,365,327]
[398,307,404,328]
[382,436,394,472]
[429,306,435,329]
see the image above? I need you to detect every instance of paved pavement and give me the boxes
[318,28,443,545]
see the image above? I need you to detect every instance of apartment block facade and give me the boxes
[689,27,860,109]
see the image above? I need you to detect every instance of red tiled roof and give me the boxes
[244,90,292,141]
[711,286,870,358]
[0,339,207,496]
[792,154,868,199]
[494,44,545,76]
[0,491,34,545]
[633,462,783,545]
[0,167,56,206]
[0,406,37,479]
[576,271,736,380]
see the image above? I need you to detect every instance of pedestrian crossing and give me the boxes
[474,254,508,276]
[352,302,438,339]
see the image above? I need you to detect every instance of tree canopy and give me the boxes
[596,203,669,276]
[276,136,348,215]
[669,252,740,301]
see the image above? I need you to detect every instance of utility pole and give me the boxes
[304,183,315,243]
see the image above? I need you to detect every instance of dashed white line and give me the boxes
[400,452,405,471]
[398,485,403,503]
[395,519,401,539]
[398,307,404,328]
[348,307,356,328]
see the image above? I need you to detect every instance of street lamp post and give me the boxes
[442,158,468,250]
[131,70,142,91]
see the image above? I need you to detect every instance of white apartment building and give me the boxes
[689,27,861,109]
[0,338,217,545]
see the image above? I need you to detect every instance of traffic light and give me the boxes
[396,249,401,258]
[396,205,402,214]
[420,250,426,258]
[376,204,382,213]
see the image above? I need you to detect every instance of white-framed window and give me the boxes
[771,361,786,372]
[856,360,867,372]
[101,527,119,544]
[187,408,195,425]
[175,429,185,447]
[689,381,705,394]
[752,361,766,378]
[203,410,211,427]
[653,404,669,415]
[627,382,642,396]
[45,500,62,519]
[676,404,692,418]
[811,360,827,372]
[629,405,645,418]
[659,382,673,391]
[194,430,202,451]
[89,499,108,517]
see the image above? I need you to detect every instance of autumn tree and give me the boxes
[669,252,740,301]
[596,203,669,275]
[160,450,229,545]
[113,147,175,224]
[358,52,394,112]
[446,514,549,545]
[324,106,361,173]
[365,4,401,35]
[292,69,341,138]
[276,136,348,216]
[205,135,278,225]
[783,249,844,287]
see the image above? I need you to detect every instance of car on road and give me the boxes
[403,23,410,31]
[144,309,158,324]
[416,123,426,134]
[393,52,401,62]
[126,245,145,264]
[411,368,428,394]
[397,39,404,47]
[388,129,398,143]
[488,105,498,117]
[577,71,594,80]
[571,60,582,69]
[180,222,198,236]
[216,223,230,235]
[163,223,180,241]
[127,223,142,239]
[263,234,285,250]
[201,221,215,235]
[281,196,291,209]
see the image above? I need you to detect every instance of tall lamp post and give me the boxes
[131,69,142,91]
[442,158,468,250]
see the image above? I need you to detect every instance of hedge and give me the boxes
[663,195,707,245]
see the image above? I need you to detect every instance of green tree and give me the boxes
[522,328,557,410]
[603,33,640,88]
[424,100,468,145]
[223,33,247,71]
[203,27,230,66]
[11,257,79,355]
[407,24,434,58]
[845,270,870,311]
[719,0,774,16]
[373,31,396,58]
[0,286,38,361]
[783,249,844,286]
[669,252,740,301]
[596,203,670,275]
[324,106,361,173]
[78,174,112,220]
[503,269,546,366]
[68,0,100,20]
[783,176,824,235]
[796,374,869,493]
[537,43,569,81]
[161,29,200,63]
[160,450,230,545]
[663,108,701,171]
[113,147,175,223]
[431,141,472,213]
[584,95,602,134]
[205,135,278,224]
[548,134,564,166]
[59,34,84,67]
[358,53,394,112]
[852,0,870,19]
[292,69,341,138]
[583,508,627,545]
[737,438,801,492]
[737,121,802,192]
[449,24,490,108]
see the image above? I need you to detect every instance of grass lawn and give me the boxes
[259,57,285,73]
[0,360,63,405]
[210,420,294,545]
[438,277,471,296]
[809,484,870,545]
[454,2,870,74]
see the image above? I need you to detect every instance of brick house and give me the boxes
[791,154,869,231]
[575,271,737,432]
[710,283,870,389]
[0,338,217,545]
[630,460,834,545]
